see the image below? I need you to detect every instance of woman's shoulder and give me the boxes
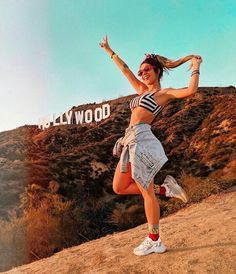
[152,88,172,98]
[157,88,172,94]
[152,88,175,106]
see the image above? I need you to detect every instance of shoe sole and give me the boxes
[165,175,188,203]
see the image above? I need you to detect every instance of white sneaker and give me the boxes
[133,236,166,256]
[162,175,188,203]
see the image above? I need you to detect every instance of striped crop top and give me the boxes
[129,91,162,117]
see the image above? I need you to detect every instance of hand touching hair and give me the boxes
[142,53,203,80]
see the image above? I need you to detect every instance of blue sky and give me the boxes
[0,0,235,132]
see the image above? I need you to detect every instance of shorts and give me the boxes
[116,123,168,190]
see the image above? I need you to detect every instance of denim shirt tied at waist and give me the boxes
[112,124,150,173]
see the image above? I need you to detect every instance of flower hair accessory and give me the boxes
[143,53,158,62]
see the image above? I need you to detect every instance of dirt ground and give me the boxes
[3,189,236,274]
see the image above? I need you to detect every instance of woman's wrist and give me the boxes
[110,51,117,58]
[191,69,200,77]
[191,65,200,71]
[105,48,114,57]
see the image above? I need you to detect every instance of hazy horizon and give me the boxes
[0,0,235,132]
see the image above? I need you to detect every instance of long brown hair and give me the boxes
[141,53,195,80]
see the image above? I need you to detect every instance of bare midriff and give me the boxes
[129,107,155,126]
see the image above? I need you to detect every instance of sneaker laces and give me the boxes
[141,237,161,249]
[140,237,152,248]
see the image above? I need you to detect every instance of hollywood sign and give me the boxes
[38,103,110,130]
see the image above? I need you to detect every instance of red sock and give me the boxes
[159,186,166,196]
[148,233,159,241]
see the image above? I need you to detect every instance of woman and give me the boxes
[99,35,202,256]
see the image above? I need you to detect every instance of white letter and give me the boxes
[85,109,93,123]
[53,113,60,126]
[66,111,73,124]
[75,110,84,124]
[94,107,102,122]
[38,115,51,130]
[38,117,44,129]
[102,103,110,119]
[60,112,67,125]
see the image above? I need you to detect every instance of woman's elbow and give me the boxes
[187,88,197,96]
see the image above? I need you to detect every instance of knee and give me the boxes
[113,187,123,195]
[141,182,155,198]
[141,190,156,200]
[112,182,123,194]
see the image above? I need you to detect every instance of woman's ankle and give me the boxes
[154,184,166,196]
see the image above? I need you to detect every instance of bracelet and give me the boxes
[191,70,200,76]
[111,52,116,59]
[191,72,200,77]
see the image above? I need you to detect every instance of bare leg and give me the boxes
[133,180,167,256]
[113,161,142,195]
[135,180,160,225]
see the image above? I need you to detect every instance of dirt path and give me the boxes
[3,190,236,274]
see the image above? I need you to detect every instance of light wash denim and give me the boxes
[113,123,168,190]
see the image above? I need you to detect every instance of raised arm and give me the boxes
[99,35,147,94]
[165,55,203,99]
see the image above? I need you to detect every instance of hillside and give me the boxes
[0,86,235,271]
[3,189,236,274]
[0,86,235,212]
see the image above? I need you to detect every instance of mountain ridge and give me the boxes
[0,86,235,272]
